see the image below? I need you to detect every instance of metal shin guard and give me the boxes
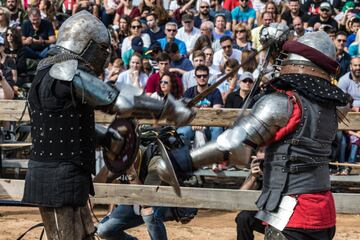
[265,226,288,240]
[39,205,95,240]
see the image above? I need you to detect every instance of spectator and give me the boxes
[151,71,182,100]
[217,58,239,102]
[232,23,252,51]
[301,0,324,17]
[143,12,165,43]
[238,49,259,77]
[194,1,214,28]
[6,0,26,28]
[349,30,360,57]
[177,65,223,145]
[0,69,14,99]
[176,13,201,54]
[213,35,242,72]
[21,7,55,59]
[203,46,220,76]
[121,19,151,59]
[231,0,256,30]
[165,41,193,76]
[344,18,360,50]
[209,0,232,30]
[115,52,148,89]
[182,50,206,91]
[104,58,124,84]
[73,0,99,17]
[212,14,232,41]
[138,0,163,13]
[307,2,338,31]
[151,5,171,26]
[0,7,10,36]
[113,0,141,27]
[225,71,254,108]
[223,0,239,12]
[122,36,149,67]
[191,35,212,58]
[292,16,305,38]
[101,0,120,27]
[251,11,273,51]
[39,0,55,22]
[261,1,280,23]
[281,0,308,26]
[116,15,131,45]
[157,22,187,55]
[334,31,351,79]
[145,52,183,96]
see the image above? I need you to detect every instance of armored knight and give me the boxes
[159,29,350,239]
[22,11,194,240]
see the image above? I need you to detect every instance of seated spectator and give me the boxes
[104,58,124,84]
[113,0,141,26]
[281,0,308,27]
[182,50,206,91]
[212,14,232,41]
[238,49,259,77]
[209,0,232,30]
[345,18,360,51]
[121,19,151,59]
[225,71,254,108]
[213,35,242,72]
[177,65,223,145]
[115,52,148,90]
[157,22,187,55]
[21,7,56,59]
[101,0,119,27]
[194,1,214,28]
[334,31,351,79]
[292,16,305,39]
[200,20,215,41]
[145,52,183,96]
[73,0,99,17]
[301,0,323,17]
[190,35,212,61]
[116,15,131,46]
[0,7,10,37]
[231,0,256,30]
[217,58,239,103]
[151,71,182,101]
[251,11,273,51]
[0,35,16,84]
[349,30,360,57]
[307,2,338,31]
[203,46,221,76]
[232,23,252,51]
[262,1,281,23]
[122,36,149,67]
[165,42,193,76]
[176,13,201,55]
[6,0,26,28]
[143,13,165,43]
[0,68,14,100]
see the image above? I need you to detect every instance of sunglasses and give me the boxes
[196,74,209,78]
[166,29,177,32]
[200,6,209,8]
[160,80,169,84]
[241,79,254,84]
[320,8,329,12]
[337,39,346,43]
[237,29,246,33]
[222,45,232,49]
[131,25,141,29]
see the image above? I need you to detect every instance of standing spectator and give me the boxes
[176,13,201,55]
[151,71,182,100]
[212,14,232,41]
[113,0,141,26]
[213,35,242,72]
[281,0,309,26]
[225,71,253,108]
[334,31,351,79]
[232,23,252,51]
[121,19,151,59]
[21,7,55,59]
[6,0,26,28]
[209,0,232,30]
[0,7,10,36]
[157,22,187,55]
[251,11,273,51]
[182,50,206,91]
[165,42,193,76]
[307,2,338,31]
[115,52,148,89]
[143,13,165,43]
[292,16,305,38]
[177,65,223,145]
[231,0,256,30]
[194,1,214,28]
[145,52,183,96]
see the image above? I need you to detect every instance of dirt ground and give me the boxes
[0,206,360,240]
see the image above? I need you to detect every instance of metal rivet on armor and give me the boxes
[60,140,63,143]
[40,153,43,156]
[282,156,286,160]
[40,112,43,116]
[49,114,52,117]
[60,127,63,130]
[70,127,74,130]
[40,140,42,143]
[70,114,73,117]
[60,115,63,118]
[80,151,83,154]
[79,126,82,130]
[79,114,82,117]
[80,139,83,142]
[60,153,63,156]
[49,153,52,156]
[40,127,42,130]
[71,139,74,142]
[71,152,74,155]
[49,128,52,131]
[49,140,52,143]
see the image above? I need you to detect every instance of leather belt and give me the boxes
[280,64,331,82]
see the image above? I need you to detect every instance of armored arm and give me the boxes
[190,92,293,168]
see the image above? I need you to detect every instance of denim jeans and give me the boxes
[96,205,175,240]
[348,144,359,164]
[177,126,223,146]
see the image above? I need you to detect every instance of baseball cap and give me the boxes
[182,13,194,22]
[131,36,144,53]
[239,72,254,81]
[320,2,331,11]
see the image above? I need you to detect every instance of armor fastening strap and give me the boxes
[37,52,95,72]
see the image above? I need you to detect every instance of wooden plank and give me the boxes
[1,100,360,129]
[1,179,360,213]
[330,162,360,168]
[0,143,32,147]
[1,159,29,168]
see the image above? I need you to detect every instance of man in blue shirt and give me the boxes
[231,0,256,30]
[165,42,193,76]
[157,22,187,55]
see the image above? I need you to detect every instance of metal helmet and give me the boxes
[56,11,111,75]
[287,31,336,63]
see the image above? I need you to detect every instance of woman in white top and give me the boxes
[151,71,182,101]
[121,19,150,59]
[115,53,148,90]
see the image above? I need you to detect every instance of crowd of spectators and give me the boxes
[0,0,359,172]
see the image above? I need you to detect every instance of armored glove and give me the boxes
[260,23,290,47]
